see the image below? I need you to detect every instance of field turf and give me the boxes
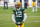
[0,7,40,27]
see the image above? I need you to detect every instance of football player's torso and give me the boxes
[14,9,24,25]
[15,9,23,17]
[14,9,24,22]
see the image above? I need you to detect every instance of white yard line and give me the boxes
[0,21,40,25]
[29,16,40,17]
[32,21,40,22]
[0,23,14,25]
[0,14,10,15]
[0,15,40,25]
[0,14,11,16]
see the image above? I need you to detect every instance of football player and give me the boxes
[12,2,27,27]
[32,0,37,12]
[24,0,28,10]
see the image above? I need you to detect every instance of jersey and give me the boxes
[32,0,36,6]
[12,8,26,25]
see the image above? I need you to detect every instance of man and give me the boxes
[3,0,8,9]
[20,0,22,7]
[32,0,37,12]
[38,0,40,7]
[24,0,28,10]
[12,2,27,27]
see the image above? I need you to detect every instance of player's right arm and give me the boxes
[12,9,16,23]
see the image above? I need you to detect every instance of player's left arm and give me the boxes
[23,13,27,22]
[23,9,27,22]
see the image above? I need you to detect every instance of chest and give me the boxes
[15,11,23,17]
[15,10,23,14]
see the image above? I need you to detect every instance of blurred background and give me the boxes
[0,0,40,7]
[0,0,40,27]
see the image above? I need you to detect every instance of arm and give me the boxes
[23,13,27,22]
[12,14,16,23]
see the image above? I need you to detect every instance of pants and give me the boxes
[24,3,27,9]
[38,2,40,7]
[4,2,8,9]
[16,23,24,27]
[32,2,35,7]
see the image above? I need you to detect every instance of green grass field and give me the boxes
[0,7,40,27]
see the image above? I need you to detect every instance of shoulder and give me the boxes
[12,9,16,14]
[21,8,25,11]
[13,9,16,12]
[21,8,26,13]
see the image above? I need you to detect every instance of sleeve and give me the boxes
[23,13,27,22]
[12,9,15,14]
[23,9,26,13]
[12,14,16,22]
